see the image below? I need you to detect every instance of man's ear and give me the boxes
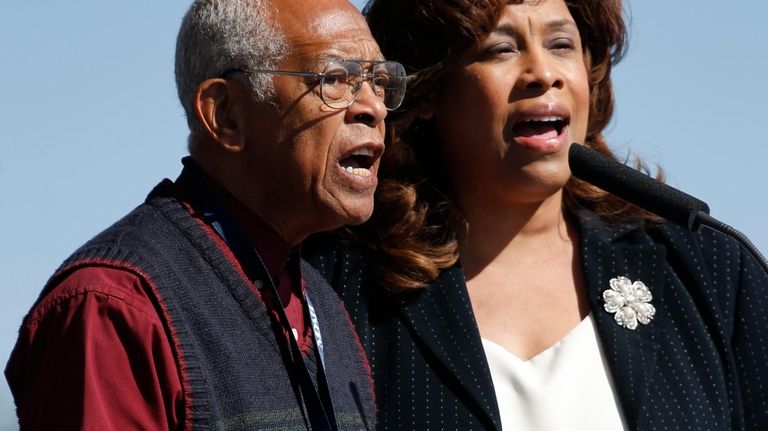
[193,78,246,153]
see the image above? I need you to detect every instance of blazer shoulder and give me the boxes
[647,221,762,277]
[303,233,368,293]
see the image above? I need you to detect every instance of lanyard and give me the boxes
[305,295,326,369]
[178,165,338,431]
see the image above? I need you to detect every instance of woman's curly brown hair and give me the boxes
[344,0,657,291]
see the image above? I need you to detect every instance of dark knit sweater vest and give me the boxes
[42,179,376,430]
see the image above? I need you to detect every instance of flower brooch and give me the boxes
[603,276,656,330]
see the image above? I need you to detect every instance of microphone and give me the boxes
[568,143,768,274]
[568,143,709,230]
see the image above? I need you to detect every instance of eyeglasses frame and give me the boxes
[220,59,408,111]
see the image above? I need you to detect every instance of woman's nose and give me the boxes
[515,48,565,93]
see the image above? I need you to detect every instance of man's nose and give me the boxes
[345,80,388,127]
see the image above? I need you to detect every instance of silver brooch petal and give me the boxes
[602,276,655,330]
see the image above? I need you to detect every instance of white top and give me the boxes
[481,313,628,430]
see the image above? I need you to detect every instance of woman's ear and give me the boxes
[416,97,435,120]
[193,78,246,153]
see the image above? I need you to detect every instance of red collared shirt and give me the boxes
[6,180,310,430]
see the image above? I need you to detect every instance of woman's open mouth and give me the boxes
[511,116,567,140]
[509,113,570,153]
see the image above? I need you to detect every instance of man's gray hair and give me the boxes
[175,0,288,135]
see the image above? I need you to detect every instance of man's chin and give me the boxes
[312,190,376,231]
[326,202,374,229]
[339,205,374,227]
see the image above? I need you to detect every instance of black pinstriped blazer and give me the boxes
[306,211,768,430]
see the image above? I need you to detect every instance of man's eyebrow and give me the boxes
[301,54,340,71]
[315,53,343,63]
[314,53,387,64]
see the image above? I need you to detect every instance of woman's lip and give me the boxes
[506,101,571,153]
[511,124,570,153]
[510,101,571,123]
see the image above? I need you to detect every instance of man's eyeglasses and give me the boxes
[221,60,408,111]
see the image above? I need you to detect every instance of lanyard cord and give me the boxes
[178,167,338,431]
[244,248,337,431]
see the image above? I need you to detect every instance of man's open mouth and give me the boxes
[339,148,376,177]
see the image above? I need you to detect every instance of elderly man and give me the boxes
[5,0,406,429]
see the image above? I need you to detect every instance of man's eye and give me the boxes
[372,74,391,87]
[324,71,349,85]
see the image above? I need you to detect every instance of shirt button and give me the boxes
[254,279,264,289]
[292,328,299,340]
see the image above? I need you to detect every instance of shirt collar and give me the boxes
[177,157,297,281]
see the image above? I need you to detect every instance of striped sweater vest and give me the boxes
[41,179,376,430]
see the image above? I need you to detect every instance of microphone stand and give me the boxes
[568,143,768,275]
[695,212,768,275]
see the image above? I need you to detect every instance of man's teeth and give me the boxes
[344,166,372,177]
[351,148,374,157]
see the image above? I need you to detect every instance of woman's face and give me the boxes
[430,0,589,210]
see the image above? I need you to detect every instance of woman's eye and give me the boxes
[550,38,576,53]
[482,43,518,58]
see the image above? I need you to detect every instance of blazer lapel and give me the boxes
[397,266,502,430]
[579,214,667,430]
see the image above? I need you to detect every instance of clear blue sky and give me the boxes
[1,1,766,428]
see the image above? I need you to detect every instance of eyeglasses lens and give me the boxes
[320,61,406,110]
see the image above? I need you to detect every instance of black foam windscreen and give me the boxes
[568,144,710,230]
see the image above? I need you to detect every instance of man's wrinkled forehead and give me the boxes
[274,0,382,60]
[275,0,359,32]
[306,7,368,35]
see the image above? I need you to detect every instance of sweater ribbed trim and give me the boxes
[40,178,376,430]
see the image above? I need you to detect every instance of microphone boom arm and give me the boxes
[568,143,768,275]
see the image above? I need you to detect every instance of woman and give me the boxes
[306,0,768,429]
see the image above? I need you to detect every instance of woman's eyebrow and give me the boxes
[490,23,517,37]
[491,18,577,37]
[547,18,578,31]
